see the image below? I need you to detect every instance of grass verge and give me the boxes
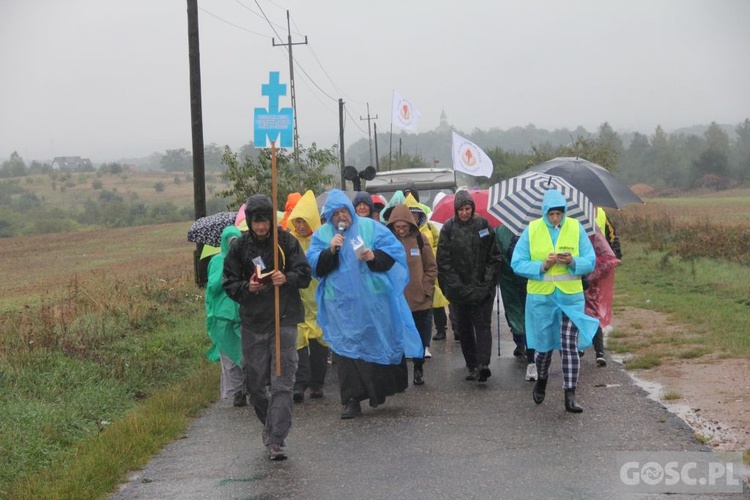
[612,242,750,360]
[7,363,218,499]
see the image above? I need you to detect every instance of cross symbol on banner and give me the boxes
[261,72,286,114]
[253,71,294,148]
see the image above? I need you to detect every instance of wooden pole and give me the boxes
[271,142,281,376]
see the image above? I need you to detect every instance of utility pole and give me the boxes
[186,0,207,287]
[273,10,307,163]
[338,98,346,190]
[373,122,380,171]
[359,102,378,166]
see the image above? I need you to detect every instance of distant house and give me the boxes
[51,156,94,172]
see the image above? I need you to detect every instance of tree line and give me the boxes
[348,120,750,192]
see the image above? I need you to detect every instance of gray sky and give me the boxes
[1,0,749,163]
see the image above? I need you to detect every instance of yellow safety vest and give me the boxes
[527,217,583,295]
[595,207,607,235]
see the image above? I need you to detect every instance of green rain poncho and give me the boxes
[205,225,243,365]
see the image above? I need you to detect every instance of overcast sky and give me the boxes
[1,0,748,162]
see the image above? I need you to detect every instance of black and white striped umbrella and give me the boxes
[487,171,595,236]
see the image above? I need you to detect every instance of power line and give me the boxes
[198,7,268,37]
[288,16,366,109]
[344,105,368,135]
[251,0,285,41]
[232,0,289,35]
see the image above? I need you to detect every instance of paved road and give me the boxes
[112,323,746,500]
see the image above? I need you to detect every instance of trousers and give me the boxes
[241,324,298,447]
[535,314,580,390]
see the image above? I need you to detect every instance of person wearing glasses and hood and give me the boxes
[223,194,311,461]
[306,189,423,420]
[386,203,437,386]
[511,189,598,413]
[436,190,502,383]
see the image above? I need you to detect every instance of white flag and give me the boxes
[451,131,494,178]
[392,91,421,131]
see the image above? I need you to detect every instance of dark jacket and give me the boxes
[223,194,311,332]
[436,190,502,304]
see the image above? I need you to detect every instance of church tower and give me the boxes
[437,109,450,132]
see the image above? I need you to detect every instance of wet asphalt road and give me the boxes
[111,320,747,500]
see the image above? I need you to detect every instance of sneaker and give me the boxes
[432,331,446,341]
[267,443,287,461]
[424,347,432,359]
[596,352,607,367]
[340,399,362,419]
[513,345,526,357]
[309,388,324,399]
[465,367,479,381]
[293,390,304,403]
[232,391,247,407]
[525,363,538,381]
[477,365,491,383]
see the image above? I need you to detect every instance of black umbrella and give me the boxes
[187,211,238,247]
[527,157,643,209]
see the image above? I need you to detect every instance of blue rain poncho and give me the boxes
[511,189,599,352]
[307,189,423,364]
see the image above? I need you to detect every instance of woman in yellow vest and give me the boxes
[511,189,599,413]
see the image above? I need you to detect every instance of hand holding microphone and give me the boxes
[331,221,346,253]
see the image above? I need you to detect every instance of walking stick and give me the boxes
[271,141,281,376]
[496,285,501,357]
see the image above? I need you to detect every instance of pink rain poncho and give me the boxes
[584,230,620,328]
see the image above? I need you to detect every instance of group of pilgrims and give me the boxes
[204,183,621,461]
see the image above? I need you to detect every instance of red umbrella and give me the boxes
[429,189,502,227]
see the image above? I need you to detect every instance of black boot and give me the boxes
[564,388,583,413]
[413,367,424,385]
[532,377,547,404]
[477,364,491,383]
[340,398,362,419]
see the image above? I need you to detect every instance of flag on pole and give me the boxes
[451,131,493,178]
[392,91,421,131]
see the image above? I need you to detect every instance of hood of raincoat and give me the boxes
[381,190,405,222]
[371,194,387,213]
[220,225,242,254]
[403,181,420,203]
[288,190,320,242]
[280,192,302,230]
[541,189,568,228]
[352,191,375,217]
[453,189,475,217]
[244,194,274,239]
[320,189,357,229]
[403,193,427,228]
[386,203,419,235]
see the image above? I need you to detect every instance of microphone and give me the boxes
[335,222,345,253]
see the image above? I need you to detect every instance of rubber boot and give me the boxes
[533,377,547,404]
[564,388,583,413]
